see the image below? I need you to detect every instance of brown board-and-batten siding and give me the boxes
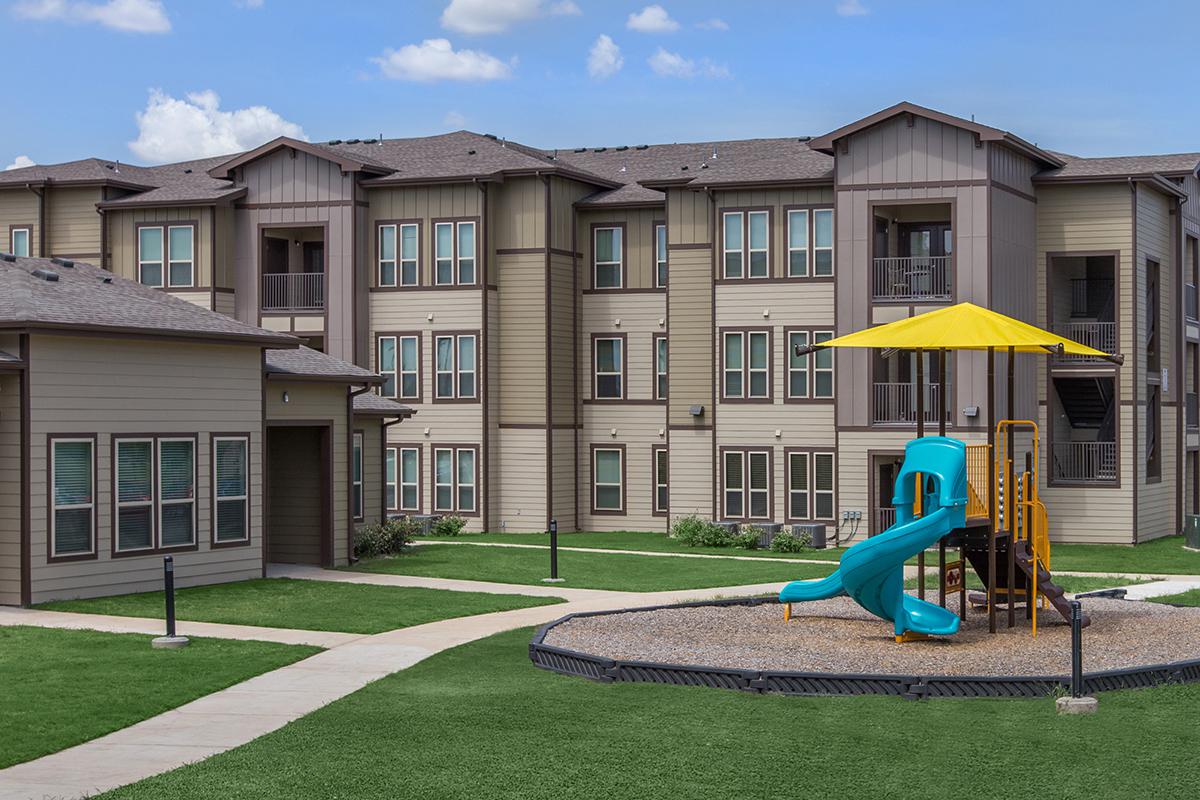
[0,332,22,604]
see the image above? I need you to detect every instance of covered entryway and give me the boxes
[265,423,332,566]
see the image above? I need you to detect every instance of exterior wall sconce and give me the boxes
[282,391,290,404]
[689,405,704,417]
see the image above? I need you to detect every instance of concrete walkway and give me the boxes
[1117,578,1200,601]
[413,538,841,566]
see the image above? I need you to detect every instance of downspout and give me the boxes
[98,206,107,271]
[707,187,718,518]
[347,384,373,564]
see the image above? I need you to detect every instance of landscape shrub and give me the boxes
[731,529,760,550]
[431,515,468,537]
[353,517,418,560]
[671,515,735,548]
[769,530,810,553]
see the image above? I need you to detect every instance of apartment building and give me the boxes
[3,101,1197,545]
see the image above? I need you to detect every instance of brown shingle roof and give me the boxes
[353,392,415,418]
[0,157,157,189]
[0,255,297,346]
[264,345,381,384]
[0,349,20,363]
[1037,152,1200,180]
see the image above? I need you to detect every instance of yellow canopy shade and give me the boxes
[811,302,1115,360]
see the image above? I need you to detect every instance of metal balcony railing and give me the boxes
[876,506,896,534]
[872,256,952,302]
[872,382,951,424]
[261,272,325,312]
[1050,441,1117,483]
[1051,322,1116,362]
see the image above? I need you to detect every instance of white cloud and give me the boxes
[373,39,514,82]
[4,155,35,171]
[587,34,622,80]
[234,0,264,8]
[440,0,578,34]
[626,4,678,33]
[13,0,170,33]
[648,47,728,79]
[836,0,869,16]
[443,110,467,128]
[696,18,728,31]
[128,90,307,164]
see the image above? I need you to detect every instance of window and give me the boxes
[787,329,834,400]
[813,209,834,276]
[786,208,833,278]
[655,223,667,288]
[434,446,477,514]
[434,334,477,400]
[435,220,477,286]
[115,439,154,552]
[214,437,249,543]
[788,451,835,520]
[138,226,163,286]
[722,211,768,279]
[655,335,668,400]
[594,336,624,399]
[723,449,770,520]
[10,226,30,257]
[158,438,196,547]
[138,225,193,288]
[352,432,364,521]
[653,447,668,515]
[385,448,398,511]
[594,226,622,289]
[378,223,418,287]
[787,210,808,277]
[377,334,419,400]
[593,447,624,513]
[51,438,94,558]
[722,330,770,400]
[389,446,420,512]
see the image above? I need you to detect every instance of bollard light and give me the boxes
[542,517,565,584]
[151,555,190,649]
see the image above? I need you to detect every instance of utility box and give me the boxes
[751,523,784,548]
[794,523,827,549]
[1185,515,1200,550]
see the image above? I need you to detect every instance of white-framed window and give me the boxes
[352,432,364,521]
[434,334,477,400]
[399,447,419,511]
[434,221,476,286]
[723,449,770,520]
[378,223,418,287]
[157,438,196,547]
[138,226,163,287]
[722,330,769,399]
[787,209,809,277]
[594,226,622,289]
[378,336,397,398]
[594,336,624,399]
[50,438,94,557]
[813,331,834,397]
[378,335,420,400]
[115,438,154,553]
[434,447,477,513]
[655,223,667,288]
[435,222,454,285]
[653,446,668,515]
[722,211,768,279]
[655,335,668,401]
[788,331,809,398]
[787,451,834,520]
[457,221,476,285]
[213,436,249,543]
[722,212,743,278]
[814,452,835,519]
[813,209,834,276]
[385,447,398,511]
[787,330,834,399]
[787,451,809,521]
[138,225,193,288]
[593,447,624,512]
[10,226,30,257]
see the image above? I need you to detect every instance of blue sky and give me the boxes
[4,0,1199,169]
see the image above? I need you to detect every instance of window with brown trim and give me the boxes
[213,436,250,543]
[593,225,623,289]
[787,450,835,521]
[138,223,194,288]
[10,226,31,257]
[722,448,771,520]
[378,222,419,287]
[158,437,197,548]
[593,335,625,400]
[786,329,834,399]
[654,223,667,288]
[652,446,668,516]
[115,438,154,553]
[655,335,668,400]
[785,208,835,277]
[352,431,364,521]
[722,329,771,401]
[434,220,477,286]
[721,210,769,279]
[389,445,421,512]
[50,437,95,558]
[378,334,421,400]
[592,446,625,514]
[433,446,477,514]
[433,333,478,401]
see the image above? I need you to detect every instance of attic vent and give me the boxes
[0,252,15,262]
[573,147,586,153]
[680,165,688,171]
[328,139,343,145]
[593,147,607,153]
[484,134,498,140]
[51,257,75,268]
[31,268,59,282]
[635,144,648,150]
[345,138,361,144]
[616,145,628,152]
[797,136,812,142]
[183,168,192,173]
[468,149,476,155]
[100,275,113,284]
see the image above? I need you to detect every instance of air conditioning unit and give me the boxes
[751,522,783,548]
[1185,514,1200,550]
[793,523,827,549]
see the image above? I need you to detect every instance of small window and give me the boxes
[435,222,454,285]
[457,222,476,285]
[379,223,419,288]
[655,223,667,288]
[722,212,743,278]
[378,336,397,398]
[457,336,477,398]
[653,447,668,515]
[748,211,768,278]
[379,225,397,287]
[214,437,249,543]
[158,438,196,547]
[51,438,94,557]
[593,448,624,512]
[788,451,834,520]
[391,446,419,512]
[457,448,476,512]
[434,334,478,400]
[10,227,30,257]
[723,211,769,279]
[378,335,419,399]
[594,226,622,289]
[788,331,809,398]
[787,210,808,277]
[352,432,364,521]
[434,221,476,286]
[115,438,154,552]
[722,330,770,400]
[788,330,834,399]
[434,447,476,514]
[788,451,809,520]
[655,335,668,400]
[813,331,834,398]
[813,209,834,276]
[814,452,835,519]
[168,225,194,287]
[138,226,164,287]
[594,337,624,399]
[385,448,399,511]
[723,449,770,520]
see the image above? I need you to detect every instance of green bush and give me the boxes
[431,515,468,537]
[731,530,759,550]
[769,530,810,553]
[671,515,735,548]
[354,517,418,560]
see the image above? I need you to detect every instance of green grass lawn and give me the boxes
[1040,536,1200,575]
[419,530,848,560]
[101,626,1200,800]
[0,626,318,770]
[1149,588,1200,607]
[38,578,562,635]
[354,544,833,592]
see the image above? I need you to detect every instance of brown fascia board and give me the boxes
[808,101,1065,168]
[688,177,835,191]
[207,137,392,179]
[353,408,417,419]
[362,165,618,190]
[638,178,695,189]
[0,177,156,192]
[96,188,247,211]
[265,372,385,385]
[0,321,300,348]
[575,199,664,209]
[1033,172,1188,199]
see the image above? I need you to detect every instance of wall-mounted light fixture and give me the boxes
[282,391,290,404]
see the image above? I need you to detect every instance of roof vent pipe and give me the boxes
[712,146,718,159]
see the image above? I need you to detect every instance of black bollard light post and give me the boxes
[151,555,190,649]
[1070,600,1083,698]
[542,518,565,583]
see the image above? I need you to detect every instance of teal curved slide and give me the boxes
[779,436,969,638]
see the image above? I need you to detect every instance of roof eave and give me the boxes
[96,187,247,211]
[265,371,385,385]
[0,321,300,348]
[207,137,390,179]
[688,176,835,191]
[1033,173,1188,198]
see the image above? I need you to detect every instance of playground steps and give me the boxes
[962,536,1090,628]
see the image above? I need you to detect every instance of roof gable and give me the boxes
[208,137,394,179]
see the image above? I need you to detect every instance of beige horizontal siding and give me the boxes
[107,206,214,288]
[495,427,545,532]
[577,207,664,290]
[0,188,40,257]
[47,186,102,259]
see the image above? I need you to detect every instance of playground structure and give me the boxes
[781,303,1120,639]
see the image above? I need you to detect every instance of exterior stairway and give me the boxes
[963,535,1090,627]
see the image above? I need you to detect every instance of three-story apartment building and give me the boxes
[4,102,1197,544]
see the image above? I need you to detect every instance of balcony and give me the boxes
[262,272,325,312]
[872,382,952,425]
[1051,322,1116,364]
[872,256,951,302]
[1050,441,1117,484]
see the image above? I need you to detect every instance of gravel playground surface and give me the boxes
[544,596,1200,677]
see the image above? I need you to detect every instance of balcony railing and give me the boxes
[872,256,952,302]
[1050,441,1117,483]
[876,506,896,535]
[1051,322,1116,363]
[1188,393,1199,431]
[872,382,952,424]
[262,272,325,312]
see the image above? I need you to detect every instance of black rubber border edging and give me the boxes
[529,597,1200,700]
